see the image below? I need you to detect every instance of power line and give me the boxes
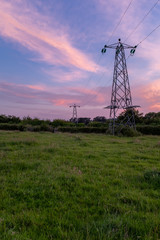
[83,0,134,104]
[124,0,160,42]
[106,0,134,45]
[137,23,160,45]
[83,0,134,107]
[126,21,160,58]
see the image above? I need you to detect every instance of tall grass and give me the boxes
[0,131,160,239]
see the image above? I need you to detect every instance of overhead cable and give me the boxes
[124,0,160,42]
[106,0,134,44]
[137,23,160,45]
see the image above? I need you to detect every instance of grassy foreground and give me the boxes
[0,131,160,240]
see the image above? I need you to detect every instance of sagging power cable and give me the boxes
[124,0,160,42]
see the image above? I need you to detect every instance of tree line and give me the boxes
[0,110,160,135]
[0,110,160,125]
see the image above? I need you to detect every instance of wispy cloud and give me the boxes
[1,0,160,119]
[0,0,101,73]
[132,79,160,113]
[44,68,88,83]
[0,81,109,107]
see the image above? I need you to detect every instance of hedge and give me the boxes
[136,125,160,135]
[1,123,160,135]
[0,124,54,132]
[58,127,108,133]
[0,123,25,131]
[58,125,160,135]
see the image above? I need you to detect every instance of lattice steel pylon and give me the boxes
[69,104,80,123]
[102,39,140,135]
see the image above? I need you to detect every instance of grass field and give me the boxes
[0,131,160,240]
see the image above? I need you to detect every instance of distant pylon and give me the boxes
[102,39,140,135]
[69,104,80,122]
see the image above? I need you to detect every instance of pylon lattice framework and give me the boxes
[69,104,80,122]
[102,39,140,135]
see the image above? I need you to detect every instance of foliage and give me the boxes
[0,132,160,239]
[25,124,54,132]
[0,114,21,124]
[144,112,160,125]
[117,126,141,137]
[0,123,54,132]
[0,123,25,131]
[58,127,108,133]
[77,117,91,125]
[93,116,107,123]
[52,119,71,127]
[118,109,143,123]
[88,121,109,127]
[77,123,85,127]
[22,116,51,126]
[1,113,160,136]
[136,125,160,135]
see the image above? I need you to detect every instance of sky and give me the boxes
[0,0,160,120]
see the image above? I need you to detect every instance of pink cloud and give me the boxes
[52,99,80,106]
[141,79,160,101]
[26,85,45,91]
[132,79,160,113]
[0,81,109,108]
[150,104,160,110]
[70,86,109,106]
[45,69,87,83]
[0,1,101,73]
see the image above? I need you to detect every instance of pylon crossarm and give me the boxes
[104,105,119,109]
[123,105,140,109]
[103,43,136,49]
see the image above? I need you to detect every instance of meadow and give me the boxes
[0,131,160,240]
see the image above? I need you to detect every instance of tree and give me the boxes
[118,109,143,123]
[77,118,91,125]
[93,116,107,123]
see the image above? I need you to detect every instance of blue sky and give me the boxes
[0,0,160,119]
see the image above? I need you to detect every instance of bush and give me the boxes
[52,119,72,127]
[88,122,109,128]
[117,127,141,137]
[25,125,54,132]
[136,125,160,135]
[77,123,85,127]
[0,123,25,131]
[40,124,54,132]
[58,127,108,134]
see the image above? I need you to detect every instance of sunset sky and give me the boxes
[0,0,160,120]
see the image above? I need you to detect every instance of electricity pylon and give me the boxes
[102,39,140,135]
[69,104,80,123]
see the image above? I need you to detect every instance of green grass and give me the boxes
[0,131,160,239]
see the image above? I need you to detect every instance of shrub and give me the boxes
[25,125,54,132]
[52,119,72,127]
[40,124,54,132]
[0,123,25,131]
[88,122,108,127]
[117,127,141,137]
[58,127,108,134]
[136,125,160,135]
